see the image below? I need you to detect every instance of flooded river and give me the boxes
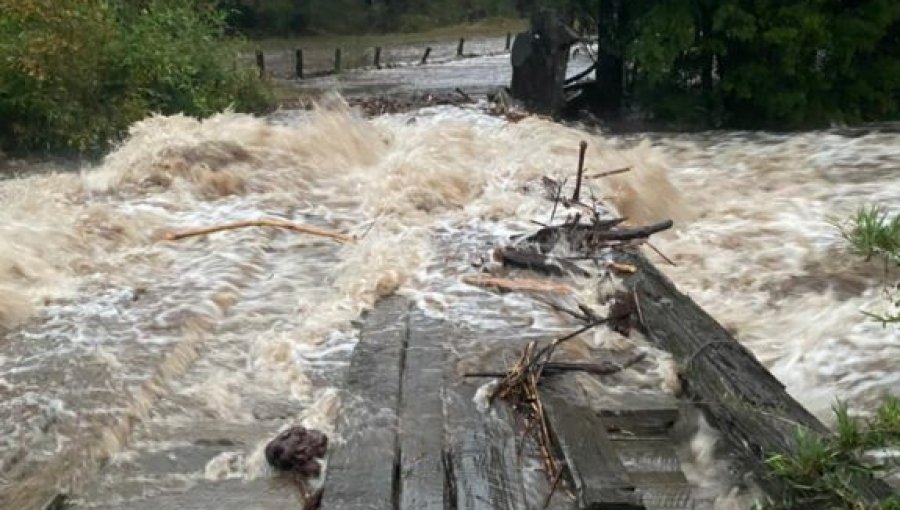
[0,59,898,509]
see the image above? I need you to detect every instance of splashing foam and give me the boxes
[28,95,900,506]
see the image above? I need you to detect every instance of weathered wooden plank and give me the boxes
[584,387,680,437]
[445,329,526,510]
[398,309,446,510]
[612,439,688,488]
[639,486,695,510]
[542,394,645,510]
[620,252,895,505]
[452,403,527,510]
[320,296,409,510]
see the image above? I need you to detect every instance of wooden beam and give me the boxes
[620,252,895,506]
[398,309,446,510]
[542,394,645,509]
[319,296,409,510]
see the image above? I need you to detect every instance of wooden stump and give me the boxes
[510,9,579,117]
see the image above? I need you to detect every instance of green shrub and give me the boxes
[0,0,271,154]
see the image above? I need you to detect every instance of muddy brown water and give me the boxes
[0,53,898,509]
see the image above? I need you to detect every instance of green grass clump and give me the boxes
[837,206,900,325]
[841,207,900,265]
[764,398,900,509]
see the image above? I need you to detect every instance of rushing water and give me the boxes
[0,99,897,508]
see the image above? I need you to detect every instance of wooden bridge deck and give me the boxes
[320,295,705,510]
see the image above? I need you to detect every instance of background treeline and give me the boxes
[0,0,271,153]
[570,0,900,128]
[219,0,524,35]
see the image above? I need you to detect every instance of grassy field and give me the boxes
[240,18,525,53]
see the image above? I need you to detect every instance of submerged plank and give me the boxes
[542,394,645,510]
[585,388,680,437]
[398,309,446,510]
[320,296,409,510]
[452,403,527,510]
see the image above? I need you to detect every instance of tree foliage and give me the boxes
[0,0,270,153]
[560,0,899,127]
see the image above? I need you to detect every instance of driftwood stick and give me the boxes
[572,141,588,202]
[464,355,647,378]
[162,219,353,243]
[461,275,575,295]
[454,87,472,102]
[494,247,591,277]
[646,240,677,266]
[585,167,631,180]
[590,219,674,242]
[548,177,567,224]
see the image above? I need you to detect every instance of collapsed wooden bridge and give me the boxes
[306,137,896,509]
[317,252,894,509]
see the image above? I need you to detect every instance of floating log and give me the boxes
[493,246,590,277]
[619,251,895,505]
[161,218,353,243]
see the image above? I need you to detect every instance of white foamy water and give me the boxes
[0,100,897,508]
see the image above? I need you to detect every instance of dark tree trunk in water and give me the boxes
[594,0,625,114]
[510,10,577,117]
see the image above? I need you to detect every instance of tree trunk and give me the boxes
[510,9,577,117]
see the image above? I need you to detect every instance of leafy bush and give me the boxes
[0,0,271,153]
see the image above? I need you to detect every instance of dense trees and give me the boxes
[575,0,900,127]
[0,0,270,153]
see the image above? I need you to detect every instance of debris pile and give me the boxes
[461,140,675,499]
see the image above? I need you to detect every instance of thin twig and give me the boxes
[585,167,631,180]
[646,241,677,266]
[549,177,567,224]
[541,462,566,510]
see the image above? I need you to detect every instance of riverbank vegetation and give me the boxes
[763,399,900,509]
[0,0,271,154]
[1,0,897,154]
[839,207,900,325]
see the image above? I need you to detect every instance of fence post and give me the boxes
[295,49,304,79]
[420,47,432,65]
[255,50,265,78]
[334,48,342,73]
[457,38,465,57]
[506,32,512,50]
[374,46,382,69]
